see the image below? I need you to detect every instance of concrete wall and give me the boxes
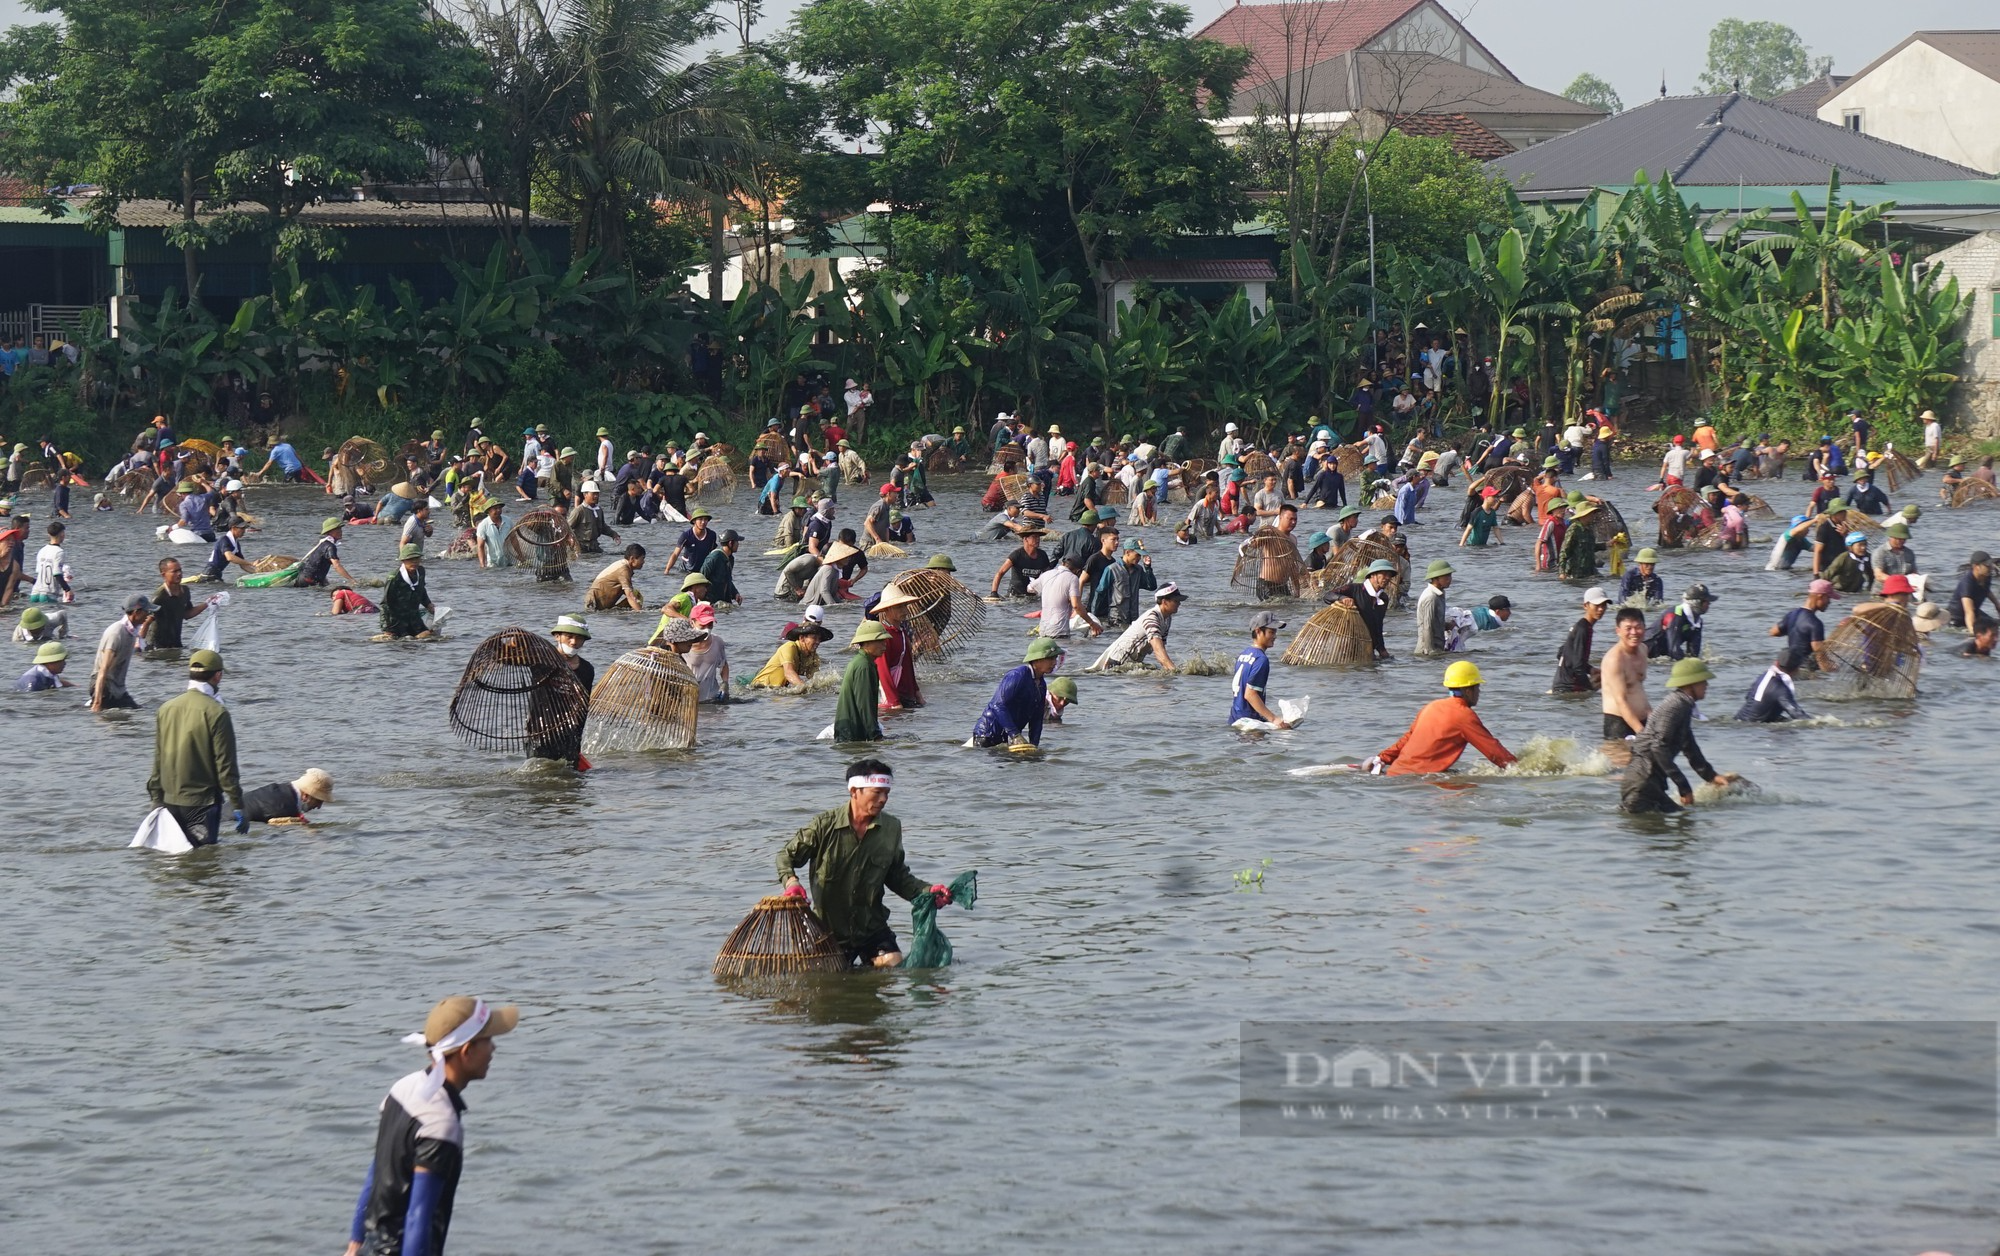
[1819,44,2000,175]
[1926,232,2000,435]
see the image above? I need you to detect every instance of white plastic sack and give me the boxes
[130,807,194,854]
[1231,695,1310,732]
[426,605,454,635]
[165,526,205,545]
[816,723,835,741]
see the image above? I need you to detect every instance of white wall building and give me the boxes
[1818,32,2000,176]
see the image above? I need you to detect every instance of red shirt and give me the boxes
[874,622,921,709]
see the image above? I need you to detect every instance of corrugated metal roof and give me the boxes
[1100,258,1279,282]
[1489,92,1987,194]
[103,199,563,229]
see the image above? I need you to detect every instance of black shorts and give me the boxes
[842,925,900,965]
[1603,713,1638,739]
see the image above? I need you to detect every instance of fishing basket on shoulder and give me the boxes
[1282,602,1374,667]
[336,437,392,487]
[507,507,574,581]
[1736,494,1777,522]
[1179,459,1213,492]
[889,567,987,659]
[449,629,590,761]
[1240,450,1277,478]
[1951,480,2000,509]
[1230,531,1310,598]
[1825,602,1922,696]
[692,456,736,504]
[1505,488,1537,525]
[1472,465,1531,502]
[1878,450,1922,492]
[245,554,298,574]
[176,439,222,474]
[1579,496,1629,544]
[993,472,1030,502]
[1318,534,1406,602]
[712,895,849,976]
[1335,445,1364,477]
[1819,506,1884,533]
[581,646,698,755]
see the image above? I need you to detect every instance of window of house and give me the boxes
[1843,110,1864,133]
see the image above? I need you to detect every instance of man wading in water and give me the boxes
[345,996,519,1256]
[776,759,953,967]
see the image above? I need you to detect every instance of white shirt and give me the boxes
[1563,423,1589,449]
[1662,447,1691,479]
[1218,436,1245,463]
[844,387,870,416]
[1925,421,1942,448]
[597,438,614,477]
[33,543,66,596]
[522,436,542,465]
[1032,566,1083,637]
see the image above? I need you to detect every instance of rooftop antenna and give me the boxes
[1660,72,1667,98]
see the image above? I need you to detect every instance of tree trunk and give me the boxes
[181,161,200,298]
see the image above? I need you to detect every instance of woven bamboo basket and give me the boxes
[753,432,790,464]
[866,541,909,559]
[1335,445,1364,477]
[1282,602,1374,666]
[179,438,223,461]
[1820,505,1885,533]
[1103,478,1130,504]
[890,567,987,658]
[449,629,591,760]
[1318,534,1406,602]
[440,527,479,560]
[1230,532,1310,598]
[1241,450,1277,478]
[1879,450,1922,492]
[1826,603,1922,695]
[709,442,740,468]
[1506,488,1537,525]
[246,554,298,574]
[118,469,154,495]
[1472,465,1531,502]
[161,490,185,513]
[692,457,736,504]
[19,467,54,489]
[1653,487,1707,545]
[1951,480,2000,508]
[1580,496,1628,545]
[582,646,698,755]
[1737,494,1777,522]
[506,508,574,581]
[924,445,962,475]
[712,895,849,976]
[994,472,1030,502]
[990,447,1026,474]
[337,437,392,485]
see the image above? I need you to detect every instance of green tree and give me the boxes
[790,0,1248,295]
[1562,72,1622,115]
[1695,19,1831,99]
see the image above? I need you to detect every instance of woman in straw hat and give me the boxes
[751,619,833,689]
[868,583,924,710]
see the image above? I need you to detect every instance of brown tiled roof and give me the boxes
[1388,112,1513,159]
[1101,258,1279,282]
[1195,0,1425,88]
[101,198,562,228]
[0,175,37,207]
[1769,74,1850,116]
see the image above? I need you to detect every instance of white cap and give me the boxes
[1583,586,1612,605]
[1225,422,1239,432]
[997,411,1013,422]
[224,479,243,491]
[803,604,826,625]
[694,431,707,441]
[580,481,600,494]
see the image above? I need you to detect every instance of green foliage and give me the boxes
[1244,130,1510,267]
[1562,72,1622,115]
[1695,19,1832,99]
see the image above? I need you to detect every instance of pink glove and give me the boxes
[782,882,807,899]
[929,884,952,907]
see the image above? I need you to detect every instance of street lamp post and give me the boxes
[1355,147,1376,348]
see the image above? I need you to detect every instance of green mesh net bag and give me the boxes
[902,871,979,968]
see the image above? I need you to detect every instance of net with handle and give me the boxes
[238,561,302,588]
[1230,531,1310,598]
[1281,602,1375,667]
[581,646,699,754]
[1825,603,1922,696]
[712,895,849,976]
[506,507,574,581]
[902,871,979,968]
[1240,450,1277,478]
[692,456,736,505]
[1951,479,2000,509]
[1878,450,1922,492]
[1736,495,1777,522]
[889,566,987,658]
[449,629,591,759]
[1317,533,1406,601]
[161,490,185,514]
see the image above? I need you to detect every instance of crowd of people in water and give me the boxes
[8,381,1995,1253]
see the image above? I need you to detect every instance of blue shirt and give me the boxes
[1230,646,1271,723]
[269,442,303,474]
[971,663,1046,746]
[15,664,60,692]
[1777,607,1824,658]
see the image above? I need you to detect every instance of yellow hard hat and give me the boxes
[1442,660,1484,690]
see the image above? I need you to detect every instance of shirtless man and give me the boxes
[1599,606,1652,741]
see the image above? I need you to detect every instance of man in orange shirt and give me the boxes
[1367,661,1517,775]
[1691,417,1720,454]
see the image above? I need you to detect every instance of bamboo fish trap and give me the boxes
[117,469,154,495]
[1505,488,1537,525]
[1240,450,1277,478]
[1471,465,1531,503]
[449,629,591,761]
[1282,602,1374,667]
[1335,445,1364,477]
[1737,494,1777,522]
[1231,531,1311,598]
[1653,487,1708,546]
[1825,603,1922,696]
[1878,450,1922,492]
[1819,505,1884,533]
[1579,496,1629,545]
[889,567,987,658]
[506,508,574,581]
[692,457,736,504]
[1951,479,2000,508]
[245,554,298,574]
[581,647,699,755]
[993,472,1030,502]
[1318,534,1406,602]
[336,437,392,486]
[867,541,909,559]
[712,895,849,976]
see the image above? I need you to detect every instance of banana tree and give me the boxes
[1464,227,1571,426]
[981,244,1087,422]
[1736,174,1885,329]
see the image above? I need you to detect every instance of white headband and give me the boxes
[400,999,490,1100]
[847,774,893,790]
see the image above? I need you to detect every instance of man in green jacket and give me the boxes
[380,543,434,638]
[146,648,245,845]
[776,758,952,966]
[834,619,892,742]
